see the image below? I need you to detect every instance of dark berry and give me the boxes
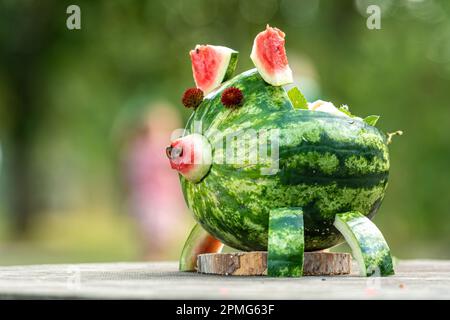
[221,87,244,109]
[182,87,204,109]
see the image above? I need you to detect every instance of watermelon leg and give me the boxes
[179,223,224,271]
[267,207,304,277]
[333,212,395,277]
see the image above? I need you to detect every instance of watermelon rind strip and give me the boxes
[179,223,223,271]
[334,211,395,276]
[223,51,238,82]
[267,207,304,277]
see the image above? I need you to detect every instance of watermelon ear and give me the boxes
[250,25,293,86]
[190,45,238,94]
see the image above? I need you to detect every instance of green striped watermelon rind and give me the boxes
[180,68,390,253]
[267,207,304,277]
[179,223,224,271]
[334,211,394,276]
[223,51,238,83]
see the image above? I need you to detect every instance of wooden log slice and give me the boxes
[197,251,351,276]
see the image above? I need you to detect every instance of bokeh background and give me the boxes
[0,0,449,265]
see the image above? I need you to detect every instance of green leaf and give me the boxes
[364,115,380,126]
[287,87,308,110]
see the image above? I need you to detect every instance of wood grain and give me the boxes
[197,251,351,276]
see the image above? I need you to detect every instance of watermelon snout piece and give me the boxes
[166,133,212,183]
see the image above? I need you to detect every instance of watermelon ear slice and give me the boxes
[190,45,238,95]
[250,25,293,86]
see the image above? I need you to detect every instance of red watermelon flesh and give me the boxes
[250,25,293,86]
[190,45,238,95]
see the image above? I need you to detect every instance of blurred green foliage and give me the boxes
[0,0,449,264]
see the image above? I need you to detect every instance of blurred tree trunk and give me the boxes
[1,2,58,237]
[8,61,37,236]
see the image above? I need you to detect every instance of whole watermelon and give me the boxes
[180,69,389,252]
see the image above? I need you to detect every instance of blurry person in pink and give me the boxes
[123,102,190,260]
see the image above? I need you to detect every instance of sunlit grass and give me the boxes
[0,208,140,266]
[0,205,197,266]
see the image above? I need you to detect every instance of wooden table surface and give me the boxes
[0,260,448,299]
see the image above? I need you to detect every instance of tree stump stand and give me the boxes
[197,251,351,276]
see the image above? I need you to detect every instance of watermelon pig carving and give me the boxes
[167,26,397,277]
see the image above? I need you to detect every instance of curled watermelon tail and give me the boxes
[179,223,224,271]
[386,130,403,145]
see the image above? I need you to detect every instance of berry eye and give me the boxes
[221,87,244,109]
[182,87,204,109]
